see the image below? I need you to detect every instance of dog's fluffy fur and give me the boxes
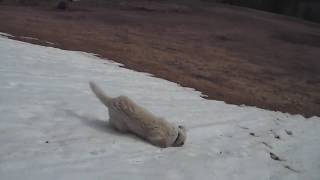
[89,82,186,148]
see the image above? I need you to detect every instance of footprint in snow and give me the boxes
[261,142,273,149]
[128,157,146,164]
[270,130,280,139]
[269,152,285,161]
[249,132,259,137]
[284,165,300,173]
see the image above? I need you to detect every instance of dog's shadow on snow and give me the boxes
[64,109,146,143]
[64,109,116,134]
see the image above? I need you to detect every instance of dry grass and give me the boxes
[0,3,319,117]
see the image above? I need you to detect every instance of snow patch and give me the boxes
[0,32,14,38]
[45,41,56,45]
[20,36,39,41]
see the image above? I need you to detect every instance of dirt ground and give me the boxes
[0,3,319,117]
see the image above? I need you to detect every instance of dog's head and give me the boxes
[173,125,187,147]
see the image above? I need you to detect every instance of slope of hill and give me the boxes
[1,33,320,180]
[0,3,319,117]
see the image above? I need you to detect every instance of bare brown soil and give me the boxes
[0,3,319,117]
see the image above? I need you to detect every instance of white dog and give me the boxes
[89,82,186,148]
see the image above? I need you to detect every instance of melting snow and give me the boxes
[0,34,319,180]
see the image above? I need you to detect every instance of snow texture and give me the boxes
[0,34,319,180]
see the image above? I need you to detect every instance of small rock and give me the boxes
[270,130,280,139]
[285,130,293,135]
[45,141,49,144]
[270,152,281,161]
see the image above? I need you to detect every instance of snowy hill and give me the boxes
[0,34,319,180]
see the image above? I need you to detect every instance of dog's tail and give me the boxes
[89,81,112,107]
